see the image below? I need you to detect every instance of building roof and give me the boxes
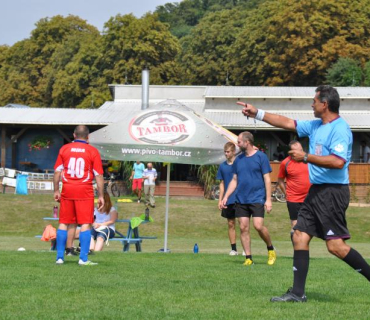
[0,107,126,125]
[205,110,370,131]
[204,86,370,99]
[1,85,370,131]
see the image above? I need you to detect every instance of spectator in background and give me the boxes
[143,163,157,208]
[273,146,286,161]
[277,140,311,244]
[361,141,370,163]
[90,192,117,252]
[130,161,145,203]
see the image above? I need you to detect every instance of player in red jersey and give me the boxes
[53,125,104,265]
[278,140,311,244]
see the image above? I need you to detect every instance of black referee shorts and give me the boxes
[293,184,350,240]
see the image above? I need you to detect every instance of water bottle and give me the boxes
[53,205,58,218]
[145,206,150,221]
[193,243,199,254]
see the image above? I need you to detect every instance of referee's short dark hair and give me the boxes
[316,85,340,113]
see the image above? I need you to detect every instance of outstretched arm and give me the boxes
[237,102,296,132]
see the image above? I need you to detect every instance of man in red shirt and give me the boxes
[278,141,311,243]
[53,125,104,265]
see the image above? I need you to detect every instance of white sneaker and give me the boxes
[229,250,238,256]
[78,259,98,266]
[56,258,64,265]
[242,251,246,256]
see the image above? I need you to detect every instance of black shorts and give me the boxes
[221,204,236,219]
[287,201,303,221]
[293,184,350,240]
[235,203,264,218]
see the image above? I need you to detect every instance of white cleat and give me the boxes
[56,258,64,265]
[78,259,98,266]
[229,250,239,256]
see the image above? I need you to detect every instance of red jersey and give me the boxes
[54,140,103,200]
[278,156,311,203]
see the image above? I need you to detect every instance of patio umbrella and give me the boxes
[89,99,237,252]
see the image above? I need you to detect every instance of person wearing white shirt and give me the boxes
[143,163,157,208]
[361,141,370,163]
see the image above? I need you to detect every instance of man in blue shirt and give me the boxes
[240,85,370,302]
[221,132,276,266]
[217,142,239,256]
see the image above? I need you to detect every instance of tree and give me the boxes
[156,0,265,38]
[364,61,370,86]
[100,13,182,85]
[230,0,370,86]
[0,15,101,107]
[326,58,363,86]
[180,8,247,85]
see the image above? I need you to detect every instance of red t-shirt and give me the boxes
[54,140,103,200]
[278,156,311,203]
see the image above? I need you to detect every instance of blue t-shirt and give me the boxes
[133,163,145,179]
[232,151,272,204]
[216,161,236,205]
[296,117,352,184]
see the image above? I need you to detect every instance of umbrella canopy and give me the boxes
[89,99,237,165]
[89,99,237,252]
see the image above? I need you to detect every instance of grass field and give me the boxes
[1,194,370,319]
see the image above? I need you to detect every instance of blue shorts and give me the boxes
[91,227,115,241]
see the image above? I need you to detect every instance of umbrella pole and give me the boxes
[163,163,170,252]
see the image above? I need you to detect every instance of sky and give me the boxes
[0,0,173,46]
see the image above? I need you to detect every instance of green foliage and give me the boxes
[121,161,135,190]
[100,13,182,85]
[156,0,265,38]
[364,61,370,86]
[2,0,370,108]
[0,15,101,107]
[0,14,182,108]
[197,164,219,198]
[230,0,370,86]
[180,8,247,85]
[28,135,53,151]
[326,58,363,86]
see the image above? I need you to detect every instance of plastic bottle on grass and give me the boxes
[145,206,150,221]
[193,243,199,254]
[53,205,58,218]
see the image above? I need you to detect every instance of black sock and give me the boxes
[292,250,309,297]
[231,243,237,251]
[343,248,370,281]
[245,255,252,260]
[267,245,274,251]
